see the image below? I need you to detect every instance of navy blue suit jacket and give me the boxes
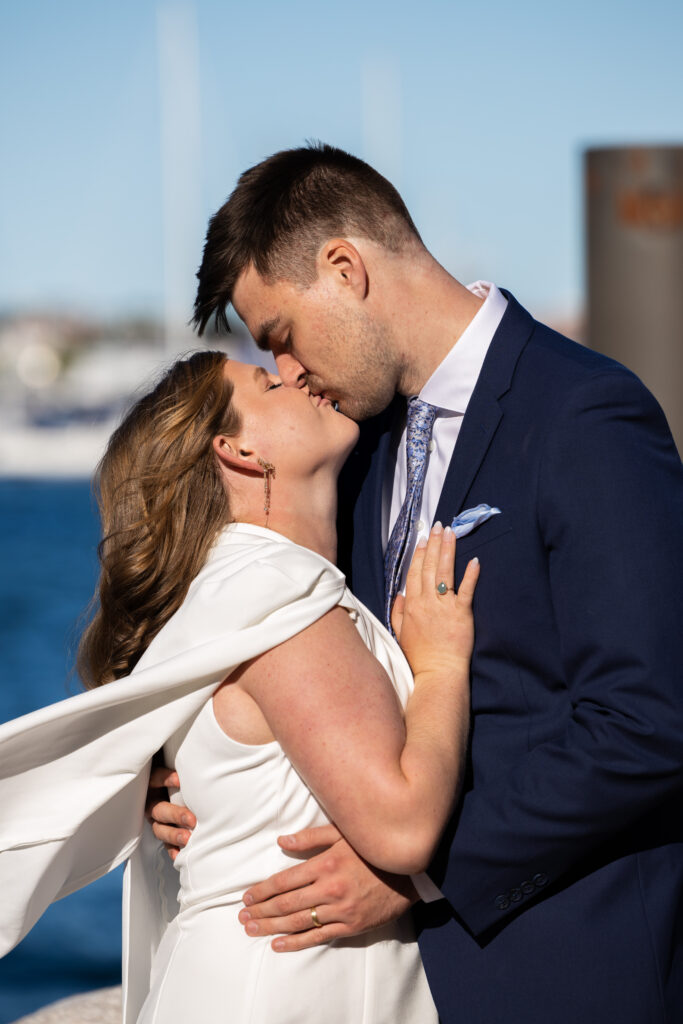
[338,294,683,1023]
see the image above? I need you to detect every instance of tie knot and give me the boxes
[406,396,437,442]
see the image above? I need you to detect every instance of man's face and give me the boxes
[232,263,399,422]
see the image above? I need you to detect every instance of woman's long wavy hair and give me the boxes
[78,350,239,689]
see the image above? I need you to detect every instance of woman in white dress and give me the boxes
[2,350,478,1023]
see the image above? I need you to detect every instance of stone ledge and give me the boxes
[12,987,122,1024]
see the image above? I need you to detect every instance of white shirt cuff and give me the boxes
[410,871,445,904]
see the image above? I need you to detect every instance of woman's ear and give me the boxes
[212,436,263,476]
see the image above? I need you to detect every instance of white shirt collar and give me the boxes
[418,282,508,415]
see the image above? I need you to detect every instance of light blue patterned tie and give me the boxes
[384,397,437,632]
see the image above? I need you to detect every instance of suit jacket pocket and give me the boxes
[454,517,512,560]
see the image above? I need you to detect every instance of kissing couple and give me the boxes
[1,144,682,1024]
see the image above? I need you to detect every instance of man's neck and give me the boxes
[392,258,484,397]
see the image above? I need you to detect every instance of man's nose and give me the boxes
[274,351,307,388]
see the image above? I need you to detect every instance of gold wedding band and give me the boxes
[310,906,322,928]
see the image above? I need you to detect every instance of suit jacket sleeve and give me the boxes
[437,367,683,937]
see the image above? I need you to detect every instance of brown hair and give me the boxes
[78,350,240,688]
[192,141,422,336]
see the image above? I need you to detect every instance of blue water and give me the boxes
[0,480,122,1023]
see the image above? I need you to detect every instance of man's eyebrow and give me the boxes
[255,316,281,351]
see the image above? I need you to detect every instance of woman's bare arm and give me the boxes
[234,525,478,874]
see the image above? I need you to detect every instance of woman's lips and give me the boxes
[309,390,339,411]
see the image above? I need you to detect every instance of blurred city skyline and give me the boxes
[2,0,683,326]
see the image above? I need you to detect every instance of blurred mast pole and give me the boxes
[361,55,403,192]
[157,1,202,355]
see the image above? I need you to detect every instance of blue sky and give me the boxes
[1,0,681,321]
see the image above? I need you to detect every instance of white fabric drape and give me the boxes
[0,524,346,1024]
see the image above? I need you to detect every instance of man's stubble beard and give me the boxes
[310,307,399,423]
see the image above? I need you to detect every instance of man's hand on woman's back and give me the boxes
[146,765,196,860]
[146,782,416,949]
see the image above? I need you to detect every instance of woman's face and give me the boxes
[222,360,360,479]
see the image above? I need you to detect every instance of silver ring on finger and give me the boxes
[436,581,454,595]
[310,906,323,928]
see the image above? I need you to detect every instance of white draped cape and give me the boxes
[0,524,346,1023]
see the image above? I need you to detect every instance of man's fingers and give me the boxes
[145,796,196,830]
[151,821,191,847]
[271,923,349,952]
[243,860,317,906]
[241,903,326,936]
[238,900,349,949]
[277,824,341,852]
[145,798,193,845]
[148,766,180,790]
[239,883,321,923]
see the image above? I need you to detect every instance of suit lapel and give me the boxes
[364,411,397,612]
[345,396,404,618]
[434,385,502,525]
[434,292,535,524]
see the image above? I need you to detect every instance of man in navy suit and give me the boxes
[152,143,683,1022]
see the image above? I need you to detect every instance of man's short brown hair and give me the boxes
[192,142,421,335]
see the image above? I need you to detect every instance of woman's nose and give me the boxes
[275,352,307,388]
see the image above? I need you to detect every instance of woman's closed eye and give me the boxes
[266,382,283,392]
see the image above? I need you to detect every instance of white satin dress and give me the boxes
[136,527,439,1024]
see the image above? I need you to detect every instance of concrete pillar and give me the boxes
[585,146,683,454]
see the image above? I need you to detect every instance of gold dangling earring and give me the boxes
[257,458,276,528]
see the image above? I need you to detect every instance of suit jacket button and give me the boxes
[495,895,510,910]
[510,888,523,902]
[521,880,535,895]
[532,872,549,887]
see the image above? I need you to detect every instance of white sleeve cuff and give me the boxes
[410,871,445,904]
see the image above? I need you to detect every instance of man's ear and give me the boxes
[318,238,368,299]
[212,436,263,476]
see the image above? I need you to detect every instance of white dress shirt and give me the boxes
[381,281,508,903]
[383,282,508,594]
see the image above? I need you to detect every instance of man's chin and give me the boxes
[338,393,395,422]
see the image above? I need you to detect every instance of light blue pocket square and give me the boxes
[450,503,501,539]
